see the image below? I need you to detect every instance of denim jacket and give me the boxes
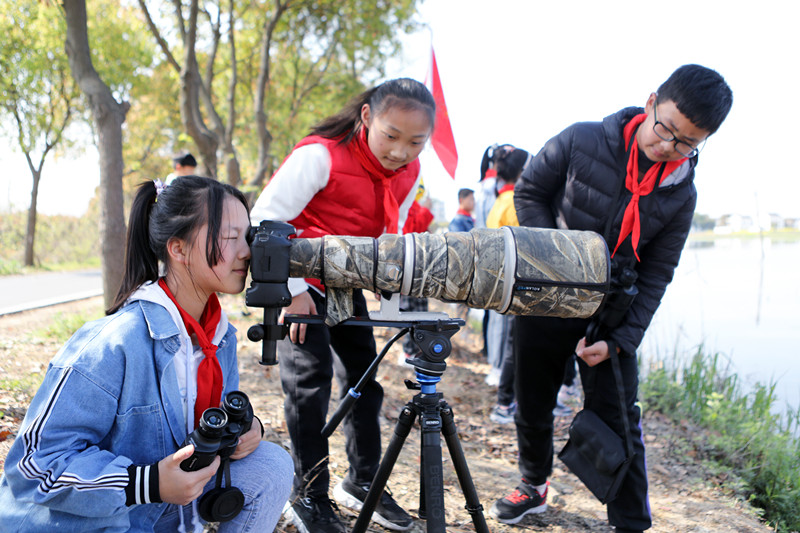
[0,292,239,532]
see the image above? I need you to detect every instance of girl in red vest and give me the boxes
[250,78,435,533]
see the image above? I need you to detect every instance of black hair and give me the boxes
[457,188,474,201]
[173,152,197,167]
[107,175,250,315]
[479,143,530,184]
[310,78,436,145]
[656,64,733,135]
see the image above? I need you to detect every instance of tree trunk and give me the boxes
[252,2,287,191]
[180,0,218,178]
[24,169,40,267]
[63,0,128,310]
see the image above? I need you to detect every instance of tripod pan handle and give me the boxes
[321,388,360,438]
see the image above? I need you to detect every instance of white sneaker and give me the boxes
[396,352,413,367]
[557,383,581,404]
[490,402,517,424]
[485,367,501,387]
[552,400,572,417]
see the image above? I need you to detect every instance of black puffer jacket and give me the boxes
[514,106,697,355]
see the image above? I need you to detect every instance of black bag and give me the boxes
[558,350,635,504]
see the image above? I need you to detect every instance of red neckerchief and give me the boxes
[349,127,403,233]
[483,169,497,180]
[455,208,474,218]
[613,113,687,261]
[497,184,515,195]
[158,278,223,429]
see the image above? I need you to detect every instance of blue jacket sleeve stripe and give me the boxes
[16,367,129,495]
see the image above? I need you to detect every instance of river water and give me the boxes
[641,237,800,416]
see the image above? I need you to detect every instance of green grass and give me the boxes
[34,310,103,344]
[0,211,101,274]
[1,311,101,401]
[0,374,46,399]
[641,349,800,532]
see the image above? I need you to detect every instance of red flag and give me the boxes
[428,47,458,179]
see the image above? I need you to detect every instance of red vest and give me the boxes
[403,201,434,233]
[285,134,420,240]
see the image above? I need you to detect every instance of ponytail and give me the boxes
[310,87,377,143]
[479,143,529,184]
[310,78,435,145]
[479,144,497,181]
[494,146,530,184]
[108,181,161,314]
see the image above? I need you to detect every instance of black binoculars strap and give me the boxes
[211,457,233,491]
[610,350,635,460]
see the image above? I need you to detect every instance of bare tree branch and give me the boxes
[137,0,181,72]
[171,0,186,41]
[253,0,290,187]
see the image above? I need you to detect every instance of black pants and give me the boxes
[278,289,384,498]
[399,295,428,355]
[513,315,651,531]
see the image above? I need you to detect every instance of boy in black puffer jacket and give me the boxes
[490,64,732,533]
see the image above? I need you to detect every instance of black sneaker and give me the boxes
[489,480,548,524]
[283,495,346,533]
[333,478,413,531]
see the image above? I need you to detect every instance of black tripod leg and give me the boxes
[418,437,426,519]
[351,404,417,533]
[441,405,491,533]
[419,395,447,533]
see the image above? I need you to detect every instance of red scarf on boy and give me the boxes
[158,278,223,428]
[612,113,687,261]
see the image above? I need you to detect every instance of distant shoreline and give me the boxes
[689,229,800,242]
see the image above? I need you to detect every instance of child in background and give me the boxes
[474,144,502,229]
[0,176,293,532]
[474,144,524,357]
[448,188,475,232]
[166,151,199,183]
[250,78,435,533]
[483,146,530,426]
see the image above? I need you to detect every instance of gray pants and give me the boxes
[154,441,293,533]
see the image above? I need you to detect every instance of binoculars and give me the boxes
[180,390,254,522]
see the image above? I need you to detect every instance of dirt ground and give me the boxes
[0,295,775,532]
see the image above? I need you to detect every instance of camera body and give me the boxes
[246,220,294,308]
[180,391,254,522]
[245,221,296,366]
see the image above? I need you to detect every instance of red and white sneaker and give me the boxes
[489,480,548,524]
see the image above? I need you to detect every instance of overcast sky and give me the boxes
[393,0,800,221]
[2,0,798,221]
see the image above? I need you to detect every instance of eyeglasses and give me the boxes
[652,103,705,158]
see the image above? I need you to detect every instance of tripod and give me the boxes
[351,363,491,533]
[302,302,490,533]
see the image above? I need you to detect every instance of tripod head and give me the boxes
[404,320,460,378]
[302,297,464,439]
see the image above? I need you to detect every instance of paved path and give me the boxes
[0,270,103,316]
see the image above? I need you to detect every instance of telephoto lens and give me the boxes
[287,226,610,325]
[180,407,228,471]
